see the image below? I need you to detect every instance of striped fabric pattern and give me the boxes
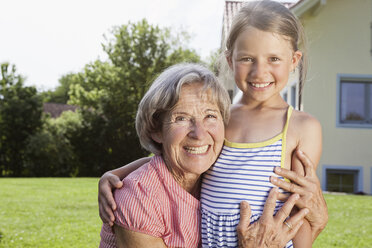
[99,155,201,248]
[200,107,293,248]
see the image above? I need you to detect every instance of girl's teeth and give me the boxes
[251,82,271,88]
[185,145,209,154]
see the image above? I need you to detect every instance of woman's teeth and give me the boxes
[250,82,271,88]
[184,145,209,154]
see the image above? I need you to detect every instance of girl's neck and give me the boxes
[237,94,288,110]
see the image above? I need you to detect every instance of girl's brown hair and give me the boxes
[225,0,307,103]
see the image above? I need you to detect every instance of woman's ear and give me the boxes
[151,132,163,144]
[291,50,303,71]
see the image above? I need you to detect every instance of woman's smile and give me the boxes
[184,145,210,154]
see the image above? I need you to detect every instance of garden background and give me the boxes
[1,17,371,248]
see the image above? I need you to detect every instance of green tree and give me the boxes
[40,73,75,104]
[24,111,82,176]
[0,63,43,176]
[65,19,201,176]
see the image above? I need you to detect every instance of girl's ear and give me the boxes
[151,132,163,144]
[291,50,303,71]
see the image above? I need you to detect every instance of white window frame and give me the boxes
[336,74,372,128]
[281,80,298,110]
[322,165,364,193]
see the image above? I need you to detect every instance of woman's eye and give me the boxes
[270,57,280,62]
[175,116,187,122]
[206,114,217,119]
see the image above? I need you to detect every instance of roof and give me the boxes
[43,103,78,118]
[222,0,312,46]
[291,0,324,17]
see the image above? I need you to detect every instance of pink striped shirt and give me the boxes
[99,155,201,248]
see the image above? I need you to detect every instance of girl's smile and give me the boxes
[228,26,302,104]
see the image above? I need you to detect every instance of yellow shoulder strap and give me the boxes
[280,106,293,181]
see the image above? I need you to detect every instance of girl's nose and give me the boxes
[250,61,267,78]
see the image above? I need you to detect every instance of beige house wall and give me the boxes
[300,0,372,193]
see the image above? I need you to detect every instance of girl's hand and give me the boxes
[98,172,123,226]
[270,149,328,241]
[237,187,308,247]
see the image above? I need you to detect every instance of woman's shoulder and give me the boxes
[114,157,167,237]
[118,156,164,196]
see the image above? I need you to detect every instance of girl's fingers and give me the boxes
[108,174,123,189]
[99,201,115,225]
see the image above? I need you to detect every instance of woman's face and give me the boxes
[152,82,225,182]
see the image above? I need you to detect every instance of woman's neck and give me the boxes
[164,160,202,199]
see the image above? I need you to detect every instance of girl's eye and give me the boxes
[241,57,253,62]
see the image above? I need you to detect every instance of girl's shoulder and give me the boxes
[290,109,321,132]
[289,109,322,148]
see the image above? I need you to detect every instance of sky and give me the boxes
[1,0,226,91]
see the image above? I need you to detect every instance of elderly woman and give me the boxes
[99,63,228,247]
[99,63,321,247]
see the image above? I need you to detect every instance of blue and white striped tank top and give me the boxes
[200,106,293,248]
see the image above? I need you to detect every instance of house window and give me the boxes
[326,169,358,193]
[290,85,296,107]
[227,89,234,103]
[322,165,363,194]
[338,76,372,127]
[370,22,372,57]
[283,92,288,102]
[281,82,298,109]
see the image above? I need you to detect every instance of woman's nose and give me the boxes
[188,119,207,139]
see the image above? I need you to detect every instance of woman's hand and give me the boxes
[270,149,328,241]
[98,172,123,226]
[237,187,308,248]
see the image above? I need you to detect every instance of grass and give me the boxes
[0,178,101,248]
[313,193,372,248]
[0,178,371,247]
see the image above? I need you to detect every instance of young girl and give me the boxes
[199,1,322,247]
[99,1,322,247]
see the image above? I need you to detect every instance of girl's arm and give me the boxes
[292,218,312,248]
[293,114,326,242]
[98,157,151,226]
[291,115,321,247]
[114,226,167,248]
[272,114,328,242]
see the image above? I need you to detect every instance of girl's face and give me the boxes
[228,26,302,104]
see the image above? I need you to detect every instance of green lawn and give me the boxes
[0,178,101,248]
[313,193,372,248]
[0,178,371,247]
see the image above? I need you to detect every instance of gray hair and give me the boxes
[135,63,230,155]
